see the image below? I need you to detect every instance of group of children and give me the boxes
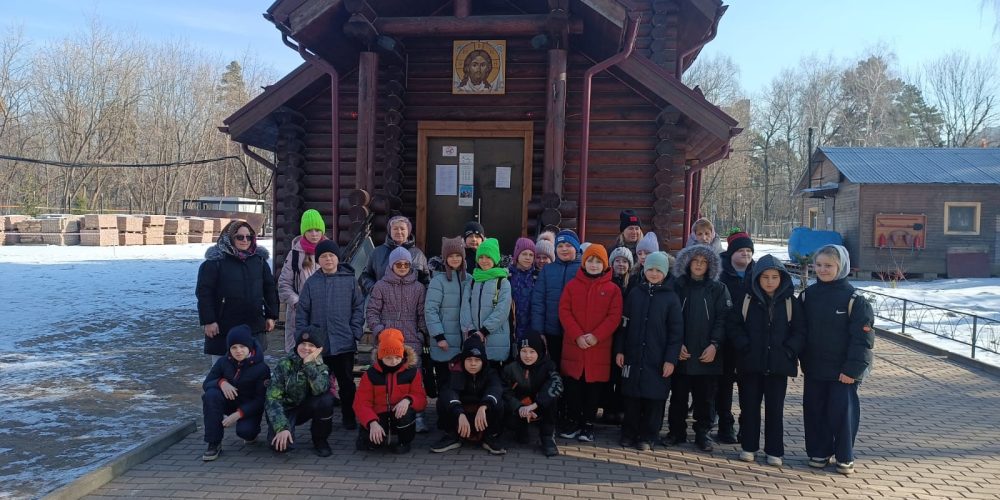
[201,210,874,476]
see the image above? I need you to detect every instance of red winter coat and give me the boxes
[352,347,428,428]
[558,269,623,382]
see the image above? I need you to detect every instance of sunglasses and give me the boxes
[393,262,411,269]
[233,234,253,242]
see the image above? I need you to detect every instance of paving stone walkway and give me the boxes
[86,337,1000,499]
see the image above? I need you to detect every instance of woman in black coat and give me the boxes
[196,221,279,358]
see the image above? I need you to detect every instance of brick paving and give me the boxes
[86,337,1000,499]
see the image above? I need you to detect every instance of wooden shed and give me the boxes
[799,147,1000,278]
[222,0,740,270]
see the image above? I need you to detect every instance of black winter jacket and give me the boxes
[203,340,271,417]
[673,245,732,376]
[800,278,875,381]
[728,255,805,377]
[439,365,505,415]
[615,279,684,400]
[501,356,563,413]
[196,245,279,356]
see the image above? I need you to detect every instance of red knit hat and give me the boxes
[378,329,405,359]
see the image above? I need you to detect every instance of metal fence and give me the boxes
[856,288,1000,359]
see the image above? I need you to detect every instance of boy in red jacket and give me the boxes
[557,245,623,442]
[353,329,428,454]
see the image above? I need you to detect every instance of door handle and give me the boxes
[477,198,482,224]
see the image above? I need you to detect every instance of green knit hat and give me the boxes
[300,209,325,235]
[476,237,501,265]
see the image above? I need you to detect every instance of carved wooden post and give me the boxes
[357,51,379,193]
[544,48,567,196]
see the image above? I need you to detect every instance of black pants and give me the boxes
[738,373,788,457]
[266,392,335,449]
[563,375,603,429]
[668,373,717,438]
[544,334,563,369]
[622,396,666,443]
[437,399,504,439]
[715,363,737,433]
[600,354,624,417]
[804,377,861,464]
[432,360,453,393]
[506,396,556,438]
[324,353,356,424]
[202,387,263,445]
[357,409,416,449]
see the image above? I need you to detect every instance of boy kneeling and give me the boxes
[265,326,335,457]
[502,332,563,457]
[431,337,506,455]
[202,325,271,461]
[353,329,427,453]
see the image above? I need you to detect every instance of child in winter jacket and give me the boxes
[277,209,328,353]
[716,229,756,444]
[665,245,732,452]
[601,246,634,425]
[425,236,469,392]
[353,329,428,454]
[366,246,429,431]
[557,245,623,443]
[509,237,537,343]
[800,244,875,475]
[430,337,507,455]
[728,254,805,466]
[461,237,513,366]
[530,230,582,367]
[265,327,335,457]
[502,331,563,457]
[296,239,365,431]
[201,325,271,461]
[615,251,683,451]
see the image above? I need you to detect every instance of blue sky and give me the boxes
[5,0,999,91]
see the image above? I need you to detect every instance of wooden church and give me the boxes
[222,0,740,268]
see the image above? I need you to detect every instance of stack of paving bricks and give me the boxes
[187,218,216,243]
[142,215,165,245]
[81,214,119,246]
[40,216,82,245]
[164,217,189,244]
[14,218,44,244]
[117,215,144,246]
[1,215,27,245]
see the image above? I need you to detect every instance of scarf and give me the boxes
[299,236,325,256]
[473,266,509,282]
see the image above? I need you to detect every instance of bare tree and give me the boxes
[922,50,998,147]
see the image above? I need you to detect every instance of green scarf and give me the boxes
[473,266,509,282]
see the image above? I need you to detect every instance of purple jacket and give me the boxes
[366,266,427,349]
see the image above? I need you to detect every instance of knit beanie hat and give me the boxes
[579,242,592,253]
[534,239,555,261]
[226,324,254,349]
[643,251,670,275]
[727,230,754,254]
[582,244,609,270]
[299,209,326,235]
[461,336,487,363]
[463,221,485,238]
[636,231,660,254]
[609,246,634,268]
[513,237,535,260]
[378,328,406,359]
[619,209,641,233]
[441,236,465,259]
[555,229,581,254]
[476,237,501,265]
[296,325,325,349]
[388,246,412,265]
[517,331,547,359]
[315,239,341,259]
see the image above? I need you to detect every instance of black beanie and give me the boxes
[463,221,485,238]
[296,325,325,350]
[517,331,547,359]
[315,239,341,259]
[619,209,641,233]
[227,324,254,349]
[461,336,487,363]
[726,230,754,254]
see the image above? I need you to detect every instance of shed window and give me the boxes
[944,202,981,235]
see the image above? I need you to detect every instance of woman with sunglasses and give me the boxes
[196,220,279,364]
[365,247,430,432]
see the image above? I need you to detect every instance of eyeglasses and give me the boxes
[234,234,253,241]
[393,262,411,269]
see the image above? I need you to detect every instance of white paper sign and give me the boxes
[442,145,458,157]
[458,185,474,206]
[459,164,474,185]
[435,165,457,196]
[459,153,475,165]
[495,166,511,189]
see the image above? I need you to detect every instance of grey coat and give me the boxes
[425,271,470,362]
[460,277,513,362]
[295,263,365,356]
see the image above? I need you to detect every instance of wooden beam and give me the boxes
[544,48,567,196]
[356,51,378,192]
[375,15,583,37]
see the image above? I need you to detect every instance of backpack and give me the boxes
[742,293,793,322]
[290,249,302,293]
[797,289,858,317]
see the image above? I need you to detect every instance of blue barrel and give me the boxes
[788,227,843,262]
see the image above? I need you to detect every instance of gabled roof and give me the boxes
[819,147,1000,185]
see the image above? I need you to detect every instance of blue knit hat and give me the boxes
[555,229,581,254]
[227,324,254,349]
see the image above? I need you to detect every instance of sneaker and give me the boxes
[559,427,581,439]
[415,415,429,434]
[766,455,783,466]
[836,461,855,475]
[716,429,738,444]
[202,443,221,461]
[808,456,833,468]
[635,441,652,452]
[660,433,685,446]
[738,450,755,462]
[392,442,411,454]
[695,435,714,452]
[482,435,507,455]
[577,426,595,443]
[314,442,332,457]
[541,435,560,457]
[430,433,462,453]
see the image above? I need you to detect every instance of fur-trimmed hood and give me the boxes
[673,244,722,281]
[204,242,270,261]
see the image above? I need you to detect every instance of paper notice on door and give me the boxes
[442,145,458,157]
[459,153,474,165]
[459,164,474,185]
[435,165,457,196]
[495,166,511,189]
[458,185,474,206]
